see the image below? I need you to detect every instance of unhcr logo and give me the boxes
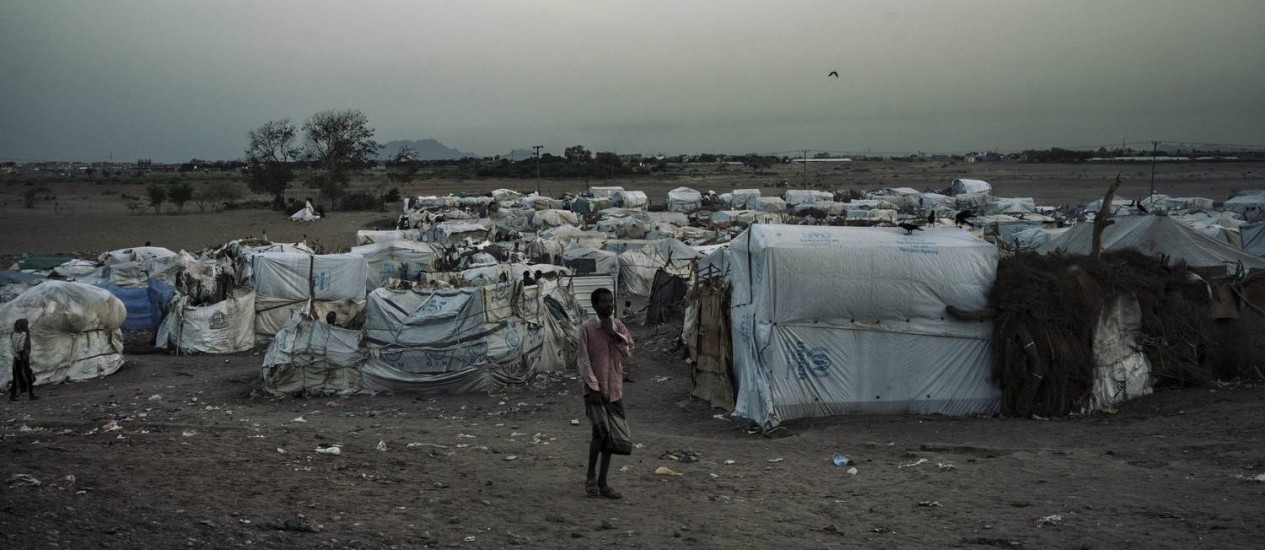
[784,339,832,381]
[800,231,840,246]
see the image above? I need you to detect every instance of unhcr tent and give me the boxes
[157,289,256,354]
[252,252,368,340]
[667,187,702,212]
[1037,215,1265,277]
[0,281,126,388]
[351,240,442,289]
[719,225,1000,428]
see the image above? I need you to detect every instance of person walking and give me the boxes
[578,288,634,499]
[9,319,37,401]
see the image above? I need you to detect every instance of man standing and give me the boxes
[10,319,37,401]
[578,288,633,499]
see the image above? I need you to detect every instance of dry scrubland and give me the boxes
[1,161,1264,549]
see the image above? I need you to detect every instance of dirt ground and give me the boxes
[1,162,1264,548]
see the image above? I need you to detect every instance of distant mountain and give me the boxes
[378,139,479,160]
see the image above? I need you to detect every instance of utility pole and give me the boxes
[1148,140,1160,204]
[801,149,808,187]
[532,145,543,195]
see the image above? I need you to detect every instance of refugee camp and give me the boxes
[4,2,1265,548]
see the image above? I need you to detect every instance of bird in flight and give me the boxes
[897,222,924,235]
[827,71,839,78]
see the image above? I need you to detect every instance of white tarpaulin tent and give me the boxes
[987,197,1037,216]
[783,190,833,206]
[532,209,581,229]
[157,289,256,354]
[562,244,619,276]
[290,200,321,222]
[667,187,702,212]
[0,281,126,388]
[1224,191,1265,218]
[950,179,992,195]
[613,190,649,210]
[351,240,442,289]
[1243,222,1265,257]
[723,225,1000,427]
[751,197,787,212]
[423,220,491,244]
[588,186,624,199]
[618,239,704,296]
[262,313,363,396]
[355,229,422,245]
[252,252,368,340]
[1037,215,1265,276]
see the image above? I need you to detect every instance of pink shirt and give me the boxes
[577,318,634,402]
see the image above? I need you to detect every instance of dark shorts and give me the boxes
[588,399,624,438]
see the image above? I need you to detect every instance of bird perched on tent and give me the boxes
[827,71,839,78]
[897,222,924,235]
[954,210,974,228]
[1134,199,1149,214]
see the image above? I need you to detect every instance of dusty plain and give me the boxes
[1,161,1264,549]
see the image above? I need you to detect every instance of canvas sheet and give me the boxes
[157,290,256,354]
[252,252,368,302]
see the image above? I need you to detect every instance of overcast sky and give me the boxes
[2,0,1263,162]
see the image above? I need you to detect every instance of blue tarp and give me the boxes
[98,280,175,331]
